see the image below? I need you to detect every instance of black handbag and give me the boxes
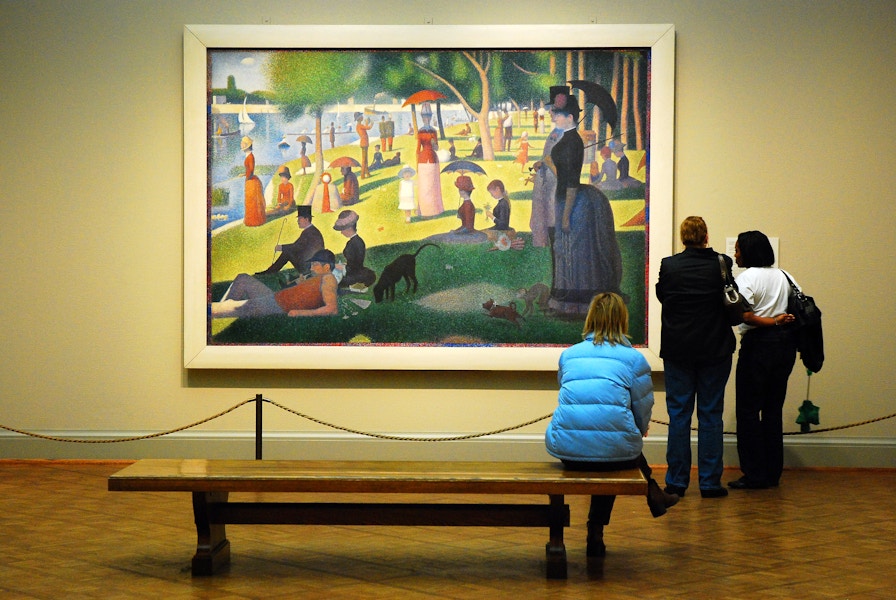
[782,271,824,373]
[719,255,751,326]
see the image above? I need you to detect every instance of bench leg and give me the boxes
[191,491,230,576]
[545,494,567,579]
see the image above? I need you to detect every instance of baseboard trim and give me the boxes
[1,431,894,468]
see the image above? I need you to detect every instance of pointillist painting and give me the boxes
[184,25,675,370]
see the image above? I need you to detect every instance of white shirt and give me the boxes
[735,267,800,333]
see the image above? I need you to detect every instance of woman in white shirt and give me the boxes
[730,231,797,490]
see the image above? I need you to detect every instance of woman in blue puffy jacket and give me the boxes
[545,292,679,557]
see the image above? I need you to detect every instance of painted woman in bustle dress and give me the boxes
[415,102,444,217]
[241,136,266,227]
[545,86,622,316]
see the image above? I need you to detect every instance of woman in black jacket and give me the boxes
[656,216,735,498]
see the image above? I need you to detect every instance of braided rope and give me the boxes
[264,398,553,441]
[0,398,256,443]
[650,411,896,437]
[1,396,893,444]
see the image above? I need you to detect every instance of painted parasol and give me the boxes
[568,79,618,132]
[441,160,487,176]
[402,90,449,138]
[402,90,448,107]
[328,156,361,169]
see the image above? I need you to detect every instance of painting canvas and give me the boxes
[184,24,675,370]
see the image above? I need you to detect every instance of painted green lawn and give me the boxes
[209,126,647,347]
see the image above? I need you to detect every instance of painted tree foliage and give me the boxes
[265,48,648,171]
[364,50,553,162]
[266,51,369,202]
[267,50,647,168]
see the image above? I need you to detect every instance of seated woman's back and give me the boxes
[546,332,653,463]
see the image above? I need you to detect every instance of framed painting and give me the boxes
[183,23,675,370]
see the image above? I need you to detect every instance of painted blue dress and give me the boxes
[549,129,623,315]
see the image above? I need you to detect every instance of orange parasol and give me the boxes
[403,90,449,139]
[328,156,361,168]
[402,90,448,106]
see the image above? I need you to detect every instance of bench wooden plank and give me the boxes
[109,459,648,580]
[108,459,648,495]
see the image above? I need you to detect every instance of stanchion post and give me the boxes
[255,393,263,460]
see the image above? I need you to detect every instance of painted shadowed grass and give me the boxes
[210,230,645,347]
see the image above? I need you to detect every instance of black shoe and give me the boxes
[728,477,769,490]
[664,485,686,497]
[700,487,729,498]
[648,481,679,518]
[586,523,606,557]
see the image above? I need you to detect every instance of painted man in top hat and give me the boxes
[255,204,325,275]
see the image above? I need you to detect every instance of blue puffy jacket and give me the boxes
[545,334,654,462]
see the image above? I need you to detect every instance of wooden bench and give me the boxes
[108,459,647,579]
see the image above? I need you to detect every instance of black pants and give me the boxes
[735,327,797,485]
[563,455,654,525]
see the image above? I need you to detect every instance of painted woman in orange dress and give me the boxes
[415,102,444,217]
[276,166,296,212]
[514,131,531,172]
[241,136,266,227]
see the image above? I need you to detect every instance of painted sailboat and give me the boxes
[238,97,255,134]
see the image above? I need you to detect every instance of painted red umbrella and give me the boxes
[401,90,448,107]
[403,90,448,138]
[328,156,361,168]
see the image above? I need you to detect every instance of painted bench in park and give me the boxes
[108,458,647,579]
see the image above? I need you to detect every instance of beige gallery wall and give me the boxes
[1,0,894,465]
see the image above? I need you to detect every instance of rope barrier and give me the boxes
[0,398,257,444]
[650,412,896,437]
[264,398,553,441]
[1,396,894,444]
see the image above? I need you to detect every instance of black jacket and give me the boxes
[656,247,736,365]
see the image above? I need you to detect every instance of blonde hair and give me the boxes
[679,216,708,247]
[582,292,629,345]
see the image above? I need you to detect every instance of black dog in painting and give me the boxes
[373,243,439,303]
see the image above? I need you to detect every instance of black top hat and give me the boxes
[548,85,580,118]
[549,86,570,104]
[296,205,312,218]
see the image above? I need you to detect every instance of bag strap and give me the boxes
[780,269,800,293]
[718,254,733,286]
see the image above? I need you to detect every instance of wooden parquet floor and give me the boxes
[1,460,894,599]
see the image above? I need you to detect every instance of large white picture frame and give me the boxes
[183,23,674,371]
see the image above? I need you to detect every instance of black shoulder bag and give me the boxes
[782,271,824,373]
[719,255,751,326]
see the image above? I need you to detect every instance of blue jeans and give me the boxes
[664,358,732,491]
